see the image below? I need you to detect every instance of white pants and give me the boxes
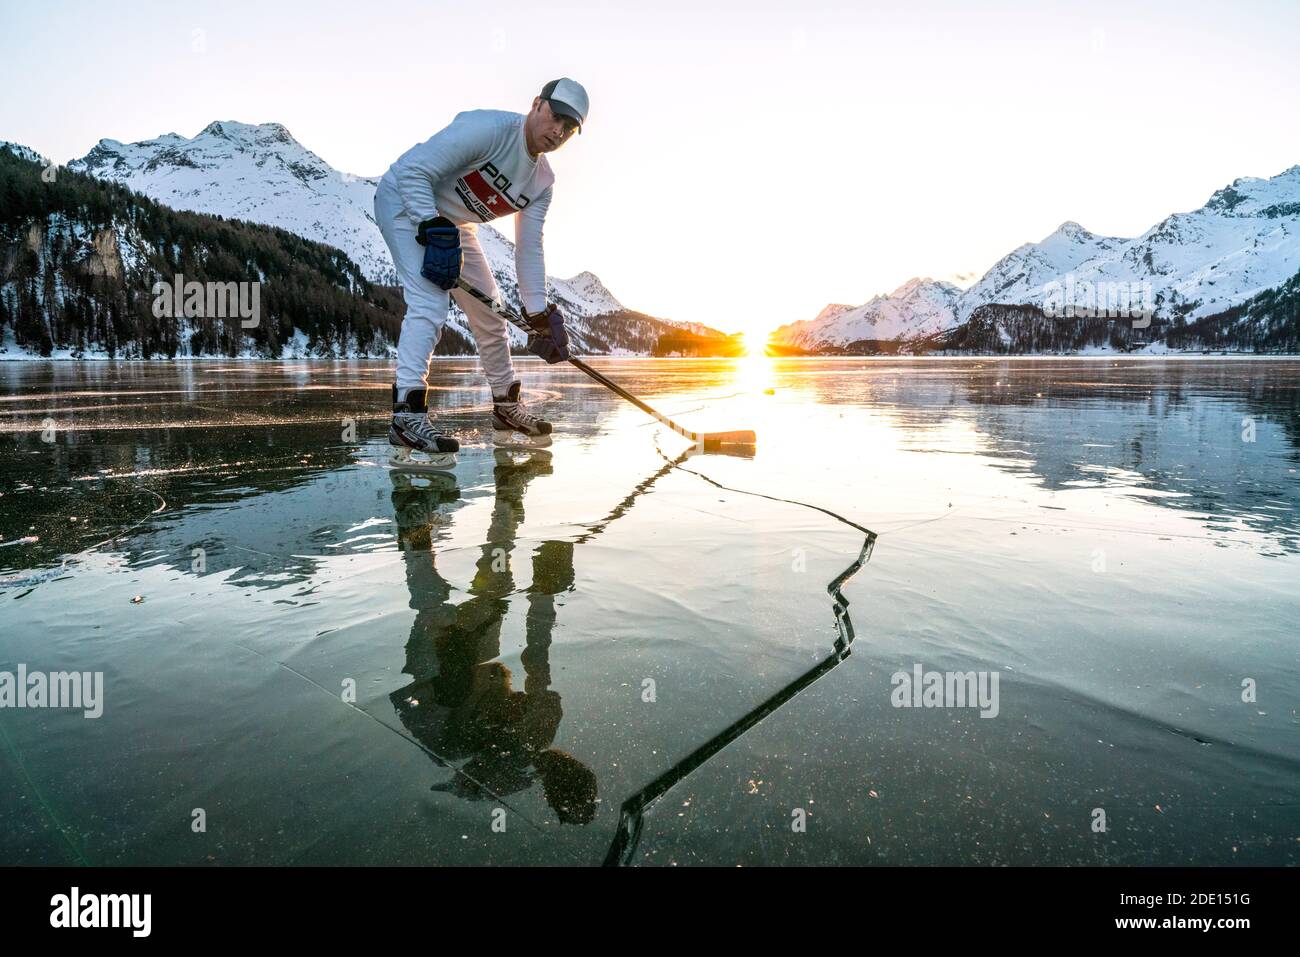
[375,176,516,397]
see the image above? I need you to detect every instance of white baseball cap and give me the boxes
[540,78,589,133]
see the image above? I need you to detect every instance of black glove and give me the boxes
[522,303,571,363]
[417,216,461,290]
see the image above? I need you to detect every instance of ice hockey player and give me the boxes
[375,78,590,467]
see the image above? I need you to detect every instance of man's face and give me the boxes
[526,97,580,154]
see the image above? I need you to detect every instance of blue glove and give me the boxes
[523,303,570,363]
[416,216,461,290]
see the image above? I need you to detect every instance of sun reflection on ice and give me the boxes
[671,331,776,453]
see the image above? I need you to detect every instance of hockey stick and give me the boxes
[454,278,757,451]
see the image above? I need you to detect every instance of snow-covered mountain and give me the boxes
[776,164,1300,351]
[957,164,1300,325]
[66,121,687,351]
[2,141,51,166]
[776,278,962,349]
[70,122,395,282]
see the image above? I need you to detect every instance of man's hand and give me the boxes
[417,216,461,291]
[523,303,571,364]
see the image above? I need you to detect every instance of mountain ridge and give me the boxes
[776,163,1300,353]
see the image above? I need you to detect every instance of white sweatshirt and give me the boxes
[381,109,555,314]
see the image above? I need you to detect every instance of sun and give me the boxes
[738,329,767,356]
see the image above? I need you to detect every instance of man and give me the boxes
[374,78,589,467]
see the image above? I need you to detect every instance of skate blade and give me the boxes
[389,447,458,472]
[389,470,459,494]
[493,429,552,450]
[493,447,553,467]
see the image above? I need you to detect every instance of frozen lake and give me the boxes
[1,357,1297,865]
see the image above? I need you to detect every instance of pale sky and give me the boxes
[3,0,1299,335]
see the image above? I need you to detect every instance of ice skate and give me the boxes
[389,385,460,473]
[492,381,553,450]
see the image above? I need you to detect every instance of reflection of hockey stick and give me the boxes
[454,278,757,451]
[598,442,877,866]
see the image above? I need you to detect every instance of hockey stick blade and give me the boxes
[699,429,758,450]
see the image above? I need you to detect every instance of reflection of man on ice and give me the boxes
[389,453,597,826]
[375,78,590,468]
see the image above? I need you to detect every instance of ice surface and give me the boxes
[1,357,1297,865]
